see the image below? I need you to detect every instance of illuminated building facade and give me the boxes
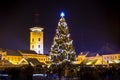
[76,52,87,64]
[0,26,49,67]
[0,49,49,66]
[0,49,22,65]
[30,27,44,54]
[102,53,120,64]
[77,52,120,66]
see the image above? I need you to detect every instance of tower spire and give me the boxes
[34,11,40,26]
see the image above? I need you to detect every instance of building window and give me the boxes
[118,56,120,59]
[110,56,112,59]
[107,56,109,59]
[38,38,40,41]
[38,50,40,54]
[115,56,117,59]
[32,45,34,49]
[38,45,40,48]
[12,57,13,61]
[18,58,20,61]
[104,57,106,59]
[32,38,34,42]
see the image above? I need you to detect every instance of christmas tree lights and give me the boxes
[50,12,76,63]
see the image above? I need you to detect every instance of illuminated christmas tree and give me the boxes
[50,12,76,63]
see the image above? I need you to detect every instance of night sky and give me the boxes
[0,0,119,55]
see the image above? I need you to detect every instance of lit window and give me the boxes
[15,57,16,61]
[32,38,34,42]
[38,38,40,41]
[18,58,20,61]
[104,57,106,59]
[11,57,13,60]
[38,45,40,48]
[110,56,112,59]
[115,56,117,59]
[38,50,40,54]
[118,56,120,59]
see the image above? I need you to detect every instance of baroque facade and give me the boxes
[0,48,49,66]
[77,52,120,66]
[30,27,44,54]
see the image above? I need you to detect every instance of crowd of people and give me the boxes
[45,64,120,80]
[0,64,34,80]
[1,64,120,80]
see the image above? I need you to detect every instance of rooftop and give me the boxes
[18,50,37,54]
[5,49,22,56]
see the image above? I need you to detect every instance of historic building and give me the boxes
[76,52,120,66]
[102,53,120,64]
[0,48,49,66]
[0,49,23,65]
[30,27,44,54]
[76,52,87,64]
[0,27,49,67]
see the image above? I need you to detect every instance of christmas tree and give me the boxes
[50,12,76,63]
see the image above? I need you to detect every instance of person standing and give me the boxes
[65,67,70,80]
[25,64,34,80]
